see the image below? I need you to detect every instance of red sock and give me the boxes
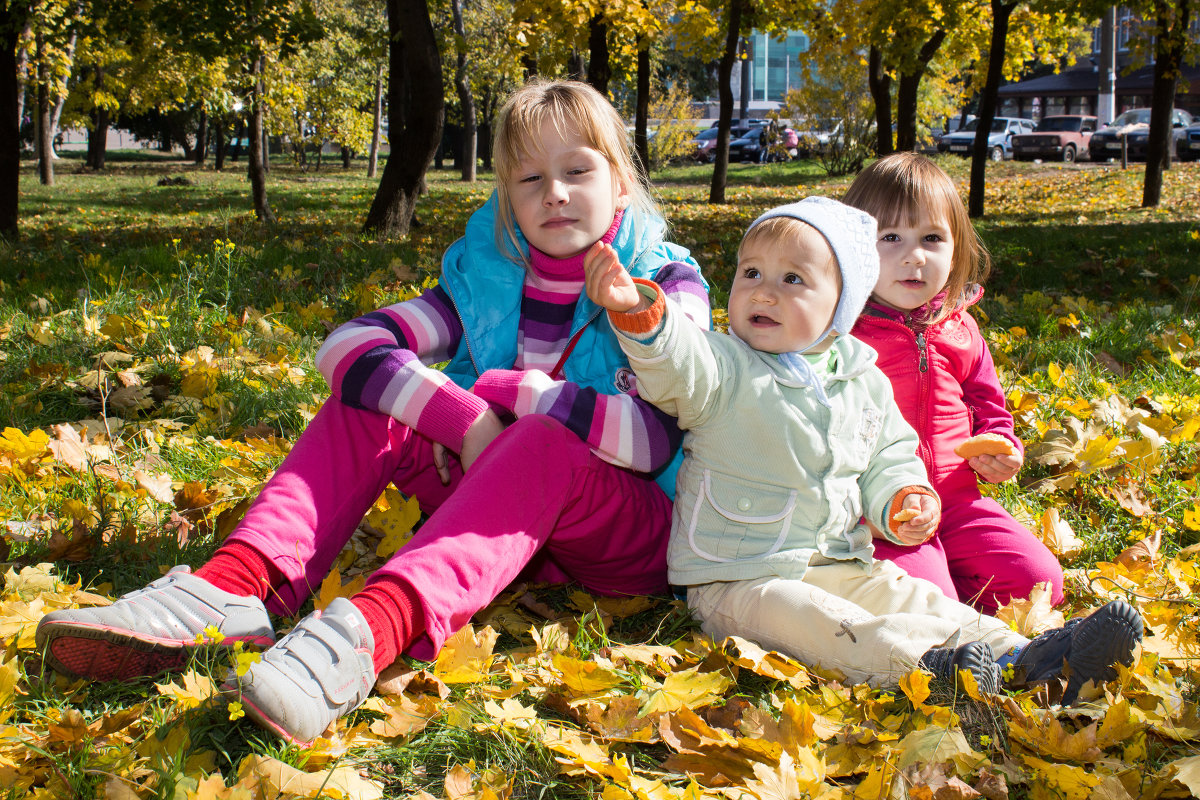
[194,541,282,603]
[351,577,426,675]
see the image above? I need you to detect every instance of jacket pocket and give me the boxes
[685,469,798,562]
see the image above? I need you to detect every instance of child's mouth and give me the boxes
[750,315,777,326]
[900,279,925,288]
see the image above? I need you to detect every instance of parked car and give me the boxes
[1177,121,1200,162]
[690,124,753,163]
[1088,107,1195,162]
[709,118,766,129]
[937,116,1035,160]
[1010,115,1097,162]
[728,126,766,162]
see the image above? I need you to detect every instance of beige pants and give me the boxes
[687,558,1029,687]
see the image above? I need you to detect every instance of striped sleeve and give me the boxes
[315,285,490,448]
[471,262,711,473]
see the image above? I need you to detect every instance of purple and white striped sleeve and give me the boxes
[471,262,711,473]
[315,285,490,449]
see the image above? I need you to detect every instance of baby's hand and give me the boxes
[584,242,643,313]
[970,451,1022,483]
[891,492,940,545]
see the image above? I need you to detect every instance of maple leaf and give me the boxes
[364,489,421,558]
[155,670,218,710]
[718,635,810,690]
[434,624,498,684]
[553,653,624,698]
[1114,530,1161,572]
[363,693,441,739]
[314,567,367,611]
[1018,755,1099,800]
[639,666,732,714]
[1036,508,1084,560]
[582,696,661,743]
[235,754,384,799]
[993,581,1064,638]
[133,469,175,503]
[900,670,932,706]
[541,726,626,782]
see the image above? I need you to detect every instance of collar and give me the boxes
[528,210,624,280]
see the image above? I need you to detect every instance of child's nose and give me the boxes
[543,179,568,205]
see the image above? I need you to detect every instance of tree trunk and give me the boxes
[35,51,52,186]
[895,30,946,152]
[1142,0,1189,208]
[368,60,383,178]
[86,105,109,170]
[231,117,244,161]
[968,0,1015,218]
[868,46,893,156]
[341,144,351,169]
[450,0,476,182]
[363,0,443,237]
[214,120,226,170]
[586,15,610,96]
[194,107,207,164]
[634,42,650,177]
[48,4,79,160]
[0,5,30,241]
[567,49,585,81]
[14,19,31,136]
[261,121,269,174]
[247,54,275,223]
[709,0,744,204]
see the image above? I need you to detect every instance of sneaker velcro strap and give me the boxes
[269,615,370,705]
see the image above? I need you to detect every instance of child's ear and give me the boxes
[615,179,631,210]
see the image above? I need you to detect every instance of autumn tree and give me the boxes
[362,0,442,237]
[1133,0,1195,207]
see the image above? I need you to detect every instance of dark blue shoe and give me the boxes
[1009,600,1142,703]
[919,641,1001,694]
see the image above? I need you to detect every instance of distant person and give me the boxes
[37,79,711,745]
[583,194,1142,700]
[845,152,1063,613]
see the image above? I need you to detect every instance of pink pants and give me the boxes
[226,399,673,659]
[871,494,1064,614]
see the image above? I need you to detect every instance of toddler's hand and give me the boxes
[892,493,940,545]
[970,451,1022,483]
[584,242,643,313]
[460,408,507,474]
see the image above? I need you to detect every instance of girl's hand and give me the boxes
[893,493,940,545]
[970,451,1022,483]
[584,242,644,313]
[433,409,508,484]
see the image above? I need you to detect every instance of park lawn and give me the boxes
[2,153,1200,798]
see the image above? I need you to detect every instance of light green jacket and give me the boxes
[616,298,932,586]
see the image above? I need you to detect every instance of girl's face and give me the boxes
[506,119,629,259]
[872,208,955,313]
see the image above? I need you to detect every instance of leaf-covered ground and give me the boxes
[3,154,1200,799]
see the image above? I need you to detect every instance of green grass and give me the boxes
[4,152,1200,797]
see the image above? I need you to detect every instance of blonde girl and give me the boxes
[38,79,711,745]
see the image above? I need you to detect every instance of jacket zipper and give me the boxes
[916,332,928,372]
[440,281,482,378]
[901,314,933,468]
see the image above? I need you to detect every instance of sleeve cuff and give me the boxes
[607,279,666,336]
[413,382,491,449]
[470,369,524,412]
[886,486,940,536]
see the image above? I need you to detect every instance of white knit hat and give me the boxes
[747,196,880,344]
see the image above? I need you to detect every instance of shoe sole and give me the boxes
[1064,600,1143,703]
[40,622,274,682]
[954,641,1002,695]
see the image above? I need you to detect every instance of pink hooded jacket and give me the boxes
[851,286,1022,501]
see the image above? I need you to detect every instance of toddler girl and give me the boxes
[844,153,1063,613]
[36,79,711,745]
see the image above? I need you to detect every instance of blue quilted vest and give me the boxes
[439,193,706,498]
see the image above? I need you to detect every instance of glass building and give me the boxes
[748,31,810,103]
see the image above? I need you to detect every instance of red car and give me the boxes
[1010,115,1097,162]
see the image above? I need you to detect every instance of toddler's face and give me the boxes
[729,223,841,354]
[506,119,629,259]
[872,210,955,312]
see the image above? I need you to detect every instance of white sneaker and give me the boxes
[36,565,275,681]
[224,597,376,745]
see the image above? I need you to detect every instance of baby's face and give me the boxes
[728,223,841,354]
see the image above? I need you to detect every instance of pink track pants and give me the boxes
[225,399,673,659]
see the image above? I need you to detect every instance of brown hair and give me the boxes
[842,153,990,322]
[492,79,657,265]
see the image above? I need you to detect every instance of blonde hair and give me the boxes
[492,79,658,264]
[842,153,990,323]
